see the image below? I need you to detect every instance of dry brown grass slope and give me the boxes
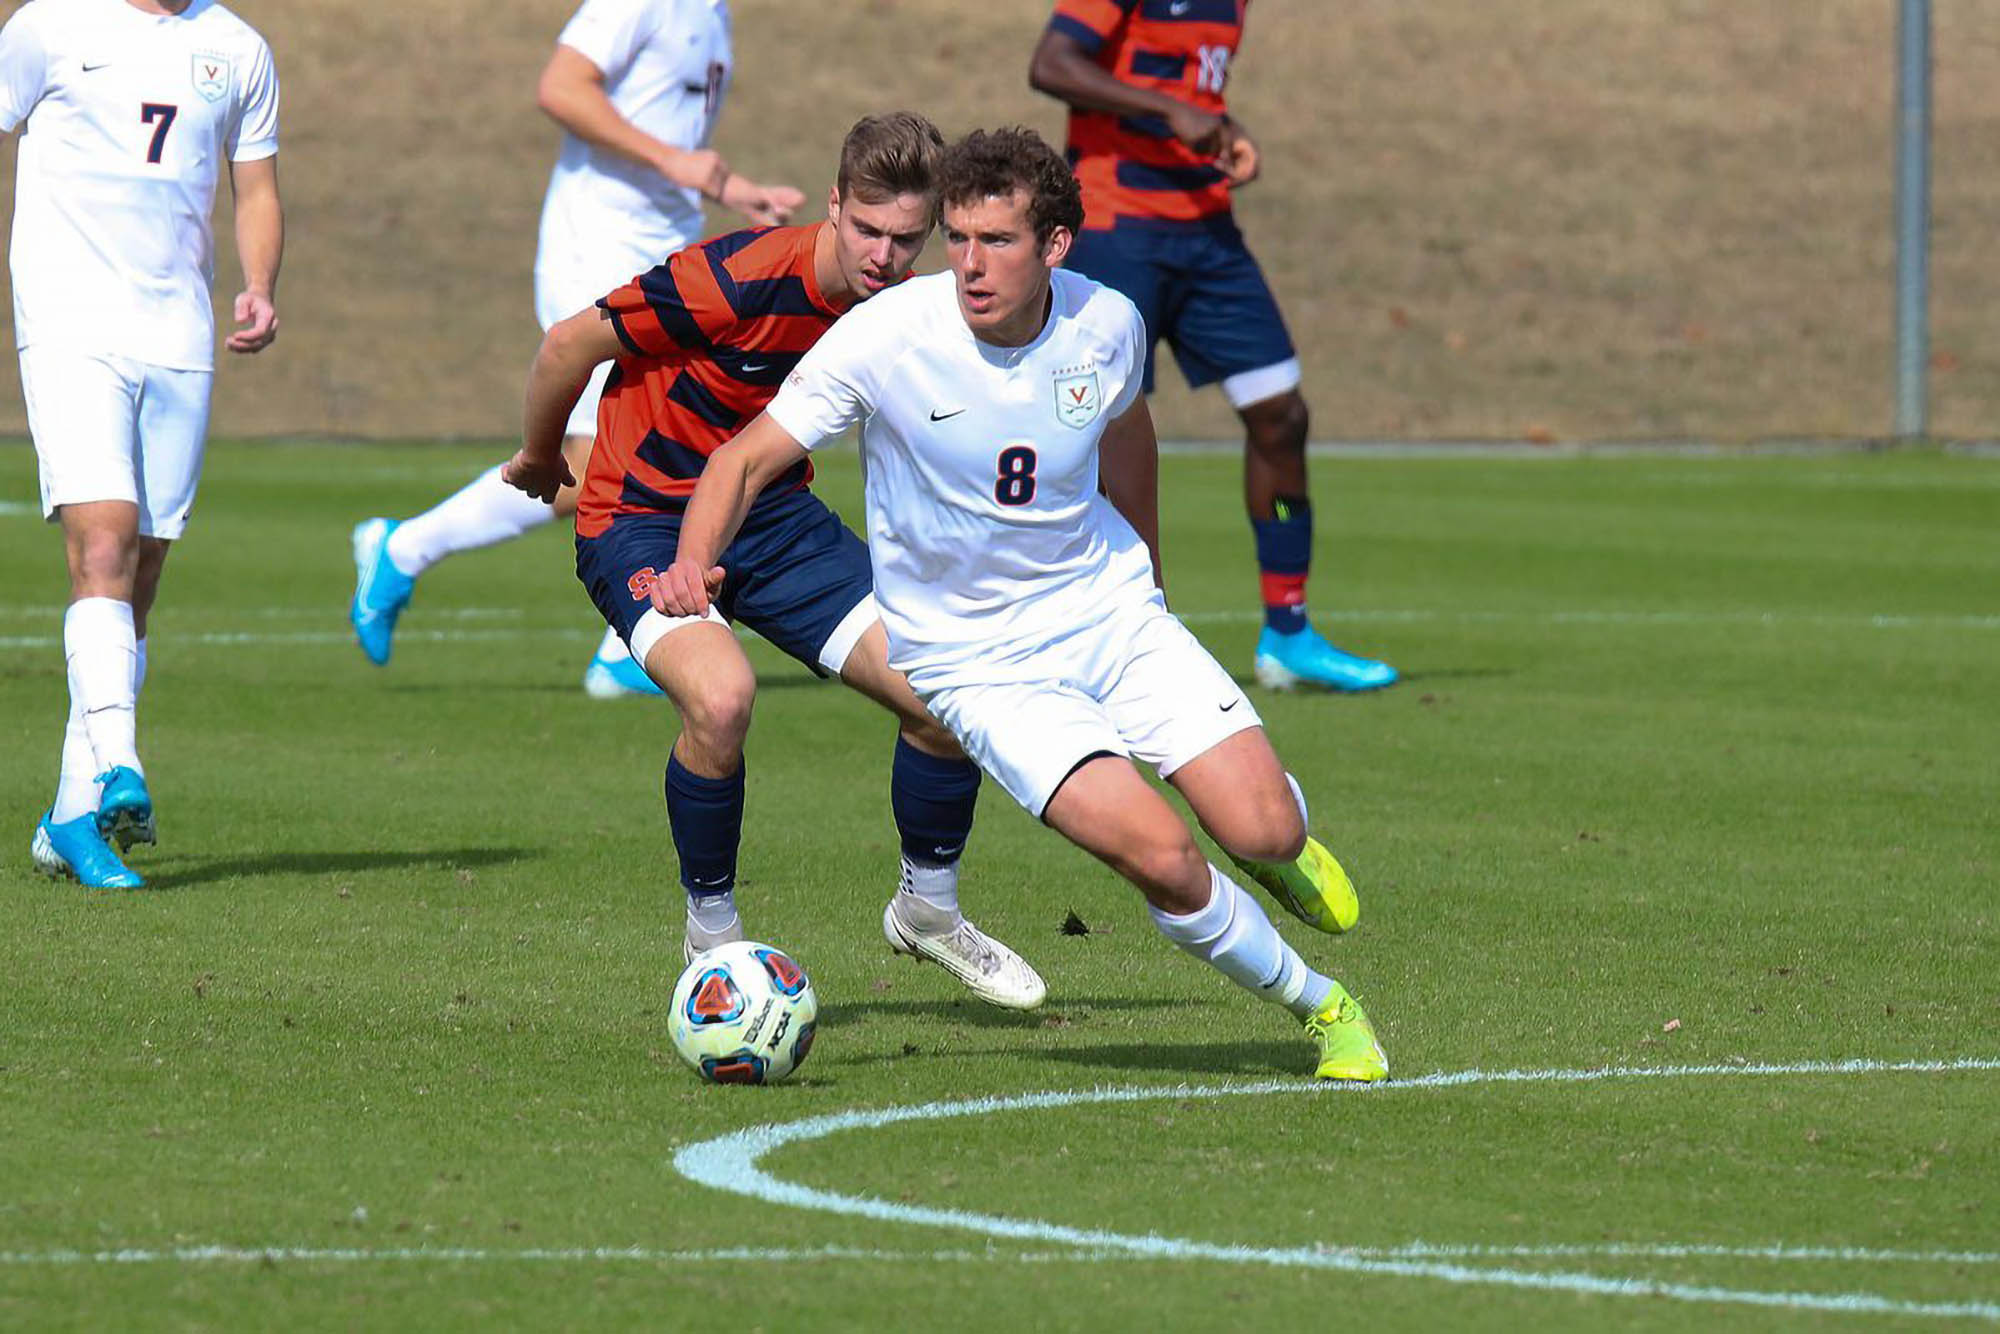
[0,0,1994,441]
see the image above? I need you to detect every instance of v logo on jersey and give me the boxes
[191,53,230,103]
[1053,370,1101,429]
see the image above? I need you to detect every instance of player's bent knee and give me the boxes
[1119,835,1209,907]
[68,530,140,592]
[674,676,754,749]
[1244,392,1308,458]
[1206,788,1306,865]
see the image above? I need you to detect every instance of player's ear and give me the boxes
[1041,225,1073,269]
[825,184,842,226]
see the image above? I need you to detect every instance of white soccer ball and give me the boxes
[668,940,819,1084]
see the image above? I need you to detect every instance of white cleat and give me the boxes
[883,892,1046,1010]
[30,821,64,878]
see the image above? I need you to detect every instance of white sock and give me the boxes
[51,633,147,824]
[51,698,97,823]
[64,597,140,776]
[385,465,555,578]
[594,624,631,665]
[687,892,739,936]
[898,855,961,916]
[1151,865,1333,1019]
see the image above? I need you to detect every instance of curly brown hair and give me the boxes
[937,127,1085,242]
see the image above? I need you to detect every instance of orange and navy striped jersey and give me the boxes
[577,223,844,539]
[1047,0,1246,229]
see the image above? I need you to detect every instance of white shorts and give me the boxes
[21,346,213,540]
[536,233,686,441]
[920,596,1262,818]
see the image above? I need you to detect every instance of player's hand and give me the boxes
[665,147,731,198]
[1164,104,1228,157]
[501,448,574,504]
[1217,120,1261,187]
[654,558,725,617]
[226,290,279,354]
[740,183,805,228]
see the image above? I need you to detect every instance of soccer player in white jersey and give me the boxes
[658,128,1387,1081]
[348,0,801,696]
[2,0,283,890]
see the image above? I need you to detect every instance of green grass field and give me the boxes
[2,441,1996,1330]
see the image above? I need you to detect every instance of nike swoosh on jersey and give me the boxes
[929,408,966,421]
[1219,699,1240,711]
[81,62,111,72]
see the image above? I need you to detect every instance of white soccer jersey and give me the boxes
[767,268,1152,691]
[536,0,731,284]
[0,0,278,371]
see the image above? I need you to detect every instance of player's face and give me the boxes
[826,187,935,300]
[942,190,1071,346]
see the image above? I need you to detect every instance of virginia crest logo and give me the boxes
[1053,367,1100,429]
[191,54,231,103]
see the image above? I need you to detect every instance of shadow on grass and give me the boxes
[821,993,1182,1030]
[1032,1038,1306,1079]
[1226,666,1516,692]
[135,845,539,890]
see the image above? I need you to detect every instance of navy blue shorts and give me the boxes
[1065,214,1297,394]
[575,488,874,679]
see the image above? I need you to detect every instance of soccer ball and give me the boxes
[668,940,818,1085]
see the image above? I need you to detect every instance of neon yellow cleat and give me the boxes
[1306,984,1388,1082]
[1231,836,1359,934]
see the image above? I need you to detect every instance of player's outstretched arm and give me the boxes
[1029,27,1226,157]
[1099,396,1165,593]
[659,413,809,617]
[504,308,623,503]
[226,155,282,354]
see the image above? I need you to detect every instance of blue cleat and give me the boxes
[350,517,415,665]
[32,810,144,889]
[1253,625,1398,693]
[582,651,664,698]
[95,765,155,852]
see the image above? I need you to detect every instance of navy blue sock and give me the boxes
[664,752,744,899]
[891,737,980,867]
[1251,494,1313,634]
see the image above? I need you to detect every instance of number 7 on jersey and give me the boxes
[141,103,177,164]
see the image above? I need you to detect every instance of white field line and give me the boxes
[673,1057,2000,1324]
[1,1241,1992,1270]
[0,628,598,651]
[0,607,1994,654]
[0,1061,1994,1319]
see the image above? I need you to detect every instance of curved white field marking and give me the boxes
[674,1057,2000,1324]
[0,1241,1993,1270]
